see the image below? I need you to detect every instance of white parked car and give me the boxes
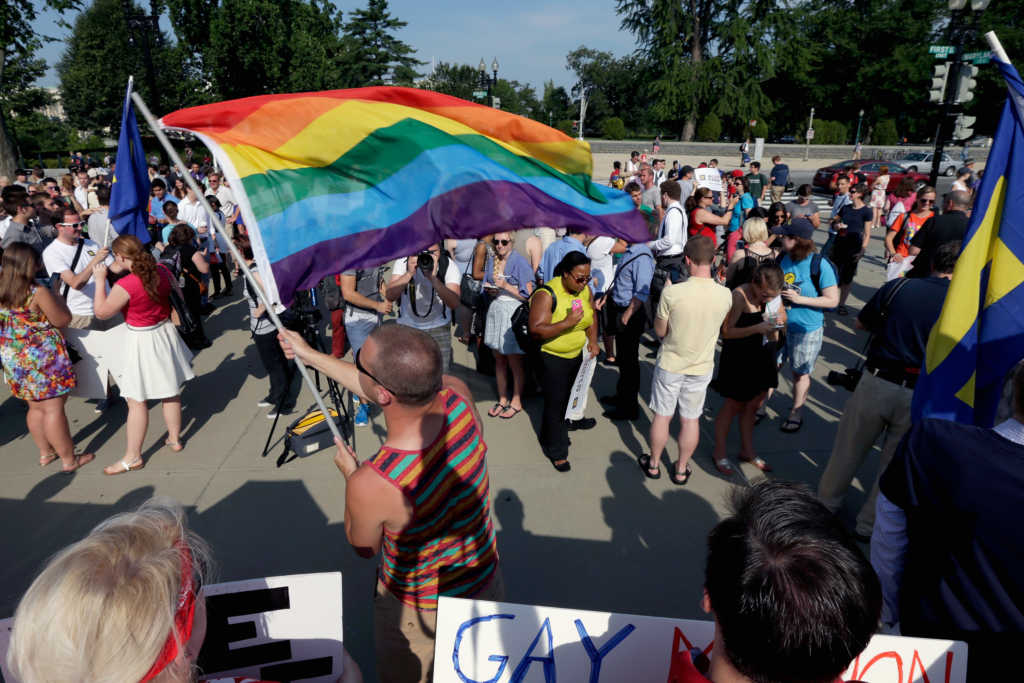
[892,152,957,176]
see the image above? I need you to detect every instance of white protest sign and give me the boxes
[694,168,723,193]
[0,573,344,683]
[434,598,968,683]
[564,348,597,421]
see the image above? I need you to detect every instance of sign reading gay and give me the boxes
[434,598,968,683]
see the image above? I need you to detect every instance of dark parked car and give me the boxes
[812,159,928,192]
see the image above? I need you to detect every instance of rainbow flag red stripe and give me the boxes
[160,87,647,305]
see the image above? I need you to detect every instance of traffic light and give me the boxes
[953,114,977,141]
[930,63,950,103]
[955,64,980,103]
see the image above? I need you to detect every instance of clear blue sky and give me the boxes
[33,0,637,96]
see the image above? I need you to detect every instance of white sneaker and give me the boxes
[257,399,273,408]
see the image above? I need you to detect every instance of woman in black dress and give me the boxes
[711,264,785,474]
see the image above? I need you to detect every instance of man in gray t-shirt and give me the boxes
[784,184,821,228]
[341,267,391,356]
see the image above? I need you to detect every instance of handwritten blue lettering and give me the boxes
[510,617,556,683]
[452,613,515,683]
[575,619,636,683]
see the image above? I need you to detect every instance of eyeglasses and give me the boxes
[58,221,84,229]
[493,239,511,246]
[569,274,591,284]
[355,347,400,396]
[919,199,935,205]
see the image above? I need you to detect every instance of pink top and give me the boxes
[118,265,173,326]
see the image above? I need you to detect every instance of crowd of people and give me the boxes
[0,143,1012,683]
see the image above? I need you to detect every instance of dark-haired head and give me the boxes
[168,223,195,247]
[705,481,881,683]
[553,250,590,277]
[554,251,591,294]
[932,240,961,275]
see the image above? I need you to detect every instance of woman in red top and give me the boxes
[93,235,195,475]
[685,187,732,245]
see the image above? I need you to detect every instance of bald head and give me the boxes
[947,190,972,210]
[366,324,443,406]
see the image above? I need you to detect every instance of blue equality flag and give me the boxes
[109,79,152,243]
[912,58,1024,426]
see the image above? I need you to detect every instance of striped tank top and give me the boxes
[367,387,499,610]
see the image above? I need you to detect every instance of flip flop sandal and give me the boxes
[165,440,184,452]
[780,417,803,433]
[61,452,95,474]
[103,458,144,476]
[739,455,773,472]
[638,454,661,479]
[670,467,693,485]
[39,453,59,467]
[714,458,735,476]
[498,405,522,419]
[488,402,509,418]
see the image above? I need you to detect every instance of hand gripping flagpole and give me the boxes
[130,92,346,445]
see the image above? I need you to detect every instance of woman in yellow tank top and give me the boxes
[527,251,599,472]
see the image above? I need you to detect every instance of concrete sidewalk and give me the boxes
[0,230,887,680]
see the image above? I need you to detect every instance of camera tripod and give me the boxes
[261,303,355,464]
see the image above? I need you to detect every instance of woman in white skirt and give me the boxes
[476,232,533,419]
[92,235,195,474]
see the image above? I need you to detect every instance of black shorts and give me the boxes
[832,234,862,285]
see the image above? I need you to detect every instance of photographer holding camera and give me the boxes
[386,243,461,372]
[817,240,959,542]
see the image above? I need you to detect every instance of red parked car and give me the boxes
[812,160,929,192]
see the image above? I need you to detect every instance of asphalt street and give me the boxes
[0,188,911,681]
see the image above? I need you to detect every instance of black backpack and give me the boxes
[511,284,556,354]
[159,245,182,277]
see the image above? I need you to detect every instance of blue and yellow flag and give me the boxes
[912,58,1024,426]
[109,78,152,244]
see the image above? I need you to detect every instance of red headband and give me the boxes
[139,544,197,683]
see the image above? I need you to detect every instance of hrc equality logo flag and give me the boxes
[912,58,1024,426]
[159,88,649,306]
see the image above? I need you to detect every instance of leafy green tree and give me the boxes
[696,113,721,141]
[872,119,899,146]
[422,62,479,100]
[339,0,421,87]
[1,0,81,175]
[601,117,627,139]
[540,80,572,129]
[566,46,651,133]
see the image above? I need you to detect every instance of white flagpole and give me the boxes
[130,92,346,445]
[985,31,1011,65]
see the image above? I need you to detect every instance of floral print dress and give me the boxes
[0,286,76,400]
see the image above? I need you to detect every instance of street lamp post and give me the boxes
[803,107,815,161]
[855,109,865,146]
[478,57,499,108]
[578,86,593,141]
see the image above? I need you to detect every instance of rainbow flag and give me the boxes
[160,87,648,305]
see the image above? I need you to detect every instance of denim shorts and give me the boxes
[785,326,824,375]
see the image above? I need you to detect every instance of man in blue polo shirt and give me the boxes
[536,227,598,288]
[769,155,790,203]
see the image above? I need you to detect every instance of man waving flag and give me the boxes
[912,50,1024,426]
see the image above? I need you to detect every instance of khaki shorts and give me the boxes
[374,568,505,683]
[649,367,713,419]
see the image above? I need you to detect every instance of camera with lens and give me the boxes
[416,250,435,273]
[279,289,321,336]
[826,367,863,392]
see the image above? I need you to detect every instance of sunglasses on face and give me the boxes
[569,274,591,284]
[919,199,935,205]
[355,347,400,396]
[58,221,83,229]
[493,239,511,246]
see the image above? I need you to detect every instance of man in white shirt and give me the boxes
[176,187,208,232]
[385,244,461,372]
[73,170,91,212]
[206,172,237,221]
[42,209,125,408]
[649,179,687,266]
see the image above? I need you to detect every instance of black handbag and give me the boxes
[169,288,209,350]
[459,272,484,308]
[510,284,554,353]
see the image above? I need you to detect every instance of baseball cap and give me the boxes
[731,169,744,178]
[780,217,815,239]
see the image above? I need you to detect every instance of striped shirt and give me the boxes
[367,387,499,610]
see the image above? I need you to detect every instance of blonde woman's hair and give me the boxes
[7,497,213,683]
[742,217,769,245]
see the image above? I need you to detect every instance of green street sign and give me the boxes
[963,51,990,64]
[929,45,955,58]
[472,90,486,98]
